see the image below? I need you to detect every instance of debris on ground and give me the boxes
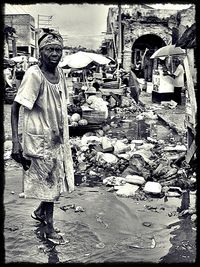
[5,93,196,227]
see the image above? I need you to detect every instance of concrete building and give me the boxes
[4,14,36,57]
[103,4,195,82]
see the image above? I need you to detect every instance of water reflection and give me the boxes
[160,217,196,263]
[34,223,60,263]
[110,116,179,142]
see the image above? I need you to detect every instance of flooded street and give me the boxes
[3,2,197,263]
[3,104,196,263]
[4,168,196,263]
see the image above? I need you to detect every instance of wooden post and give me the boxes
[183,54,197,126]
[183,51,197,163]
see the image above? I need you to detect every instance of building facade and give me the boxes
[4,14,36,57]
[102,4,195,82]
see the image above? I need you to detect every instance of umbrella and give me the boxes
[106,56,116,65]
[86,52,111,65]
[10,55,27,63]
[59,51,111,69]
[4,58,15,66]
[11,55,38,63]
[28,57,39,63]
[150,45,186,59]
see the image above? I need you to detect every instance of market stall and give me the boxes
[150,45,186,103]
[60,53,111,134]
[151,65,174,102]
[151,30,197,165]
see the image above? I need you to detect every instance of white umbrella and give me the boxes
[28,57,38,63]
[10,55,27,63]
[10,55,38,63]
[59,51,111,69]
[59,52,92,69]
[85,52,111,65]
[150,45,186,59]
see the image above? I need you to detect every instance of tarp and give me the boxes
[59,51,111,69]
[150,45,186,59]
[10,56,38,63]
[175,23,196,49]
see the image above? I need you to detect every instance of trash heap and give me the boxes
[70,117,196,202]
[4,96,196,220]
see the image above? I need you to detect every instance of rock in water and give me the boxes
[116,184,139,197]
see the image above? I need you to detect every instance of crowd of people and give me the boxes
[3,56,37,90]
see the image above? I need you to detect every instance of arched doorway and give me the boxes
[132,34,166,81]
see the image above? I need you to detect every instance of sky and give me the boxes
[4,3,192,49]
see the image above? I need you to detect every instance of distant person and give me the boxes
[4,65,13,88]
[14,63,25,90]
[134,60,142,77]
[22,56,28,71]
[92,81,100,91]
[128,64,141,104]
[164,57,184,105]
[85,86,108,118]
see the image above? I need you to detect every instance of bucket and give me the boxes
[146,82,153,93]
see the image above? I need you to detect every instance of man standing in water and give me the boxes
[11,30,74,243]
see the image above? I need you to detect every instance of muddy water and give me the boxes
[4,106,195,263]
[4,167,196,263]
[110,116,185,143]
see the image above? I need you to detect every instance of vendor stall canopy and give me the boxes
[175,23,196,49]
[4,58,15,66]
[150,45,186,59]
[59,51,111,69]
[10,55,38,63]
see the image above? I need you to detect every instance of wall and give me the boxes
[4,14,35,55]
[106,4,196,75]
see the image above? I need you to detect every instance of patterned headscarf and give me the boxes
[38,29,63,49]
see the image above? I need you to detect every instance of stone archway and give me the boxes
[132,34,167,81]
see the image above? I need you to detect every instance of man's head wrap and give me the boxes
[38,29,63,49]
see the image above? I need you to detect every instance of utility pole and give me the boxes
[118,3,122,65]
[11,15,17,57]
[35,15,53,58]
[38,15,53,28]
[35,28,40,59]
[117,3,122,84]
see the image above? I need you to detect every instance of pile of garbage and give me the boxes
[70,122,196,201]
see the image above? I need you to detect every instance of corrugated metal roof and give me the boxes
[176,23,196,49]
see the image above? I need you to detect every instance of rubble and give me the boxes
[103,176,126,186]
[115,183,139,197]
[66,111,195,203]
[125,175,145,185]
[5,89,196,224]
[143,181,162,194]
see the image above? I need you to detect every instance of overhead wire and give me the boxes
[5,4,105,47]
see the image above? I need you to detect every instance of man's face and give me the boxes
[40,44,62,67]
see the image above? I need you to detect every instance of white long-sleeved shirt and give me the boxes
[173,64,184,87]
